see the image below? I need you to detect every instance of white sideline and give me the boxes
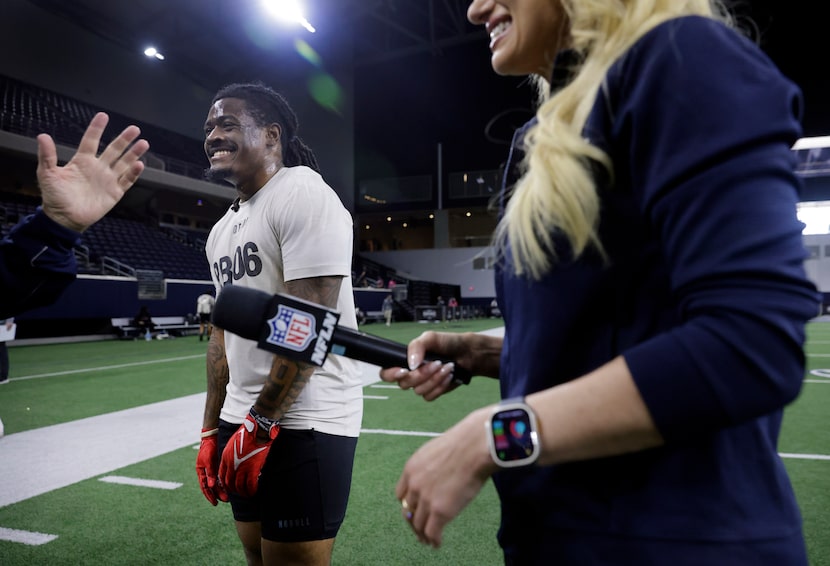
[0,394,204,508]
[0,360,383,509]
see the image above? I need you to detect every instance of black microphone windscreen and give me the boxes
[212,285,271,340]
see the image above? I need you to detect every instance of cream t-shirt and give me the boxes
[205,166,363,437]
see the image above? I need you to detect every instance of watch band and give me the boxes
[249,406,280,434]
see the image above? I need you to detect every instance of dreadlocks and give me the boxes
[212,82,320,173]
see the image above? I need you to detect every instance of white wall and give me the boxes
[363,247,496,299]
[369,237,826,302]
[803,234,830,293]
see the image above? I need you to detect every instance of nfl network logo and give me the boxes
[266,305,318,352]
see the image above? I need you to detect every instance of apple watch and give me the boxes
[487,397,540,468]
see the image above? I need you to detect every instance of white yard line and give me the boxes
[0,394,204,508]
[98,476,183,490]
[0,526,58,546]
[9,355,205,382]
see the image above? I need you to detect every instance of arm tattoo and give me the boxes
[254,275,343,420]
[254,358,314,420]
[285,275,342,309]
[203,329,229,429]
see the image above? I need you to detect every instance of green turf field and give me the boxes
[0,318,827,565]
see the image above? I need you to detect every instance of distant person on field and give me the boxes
[196,289,215,341]
[0,317,14,385]
[447,296,459,322]
[133,305,155,339]
[383,294,394,327]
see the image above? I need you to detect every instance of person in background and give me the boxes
[382,294,394,327]
[447,296,459,322]
[435,295,445,323]
[196,288,215,341]
[133,305,155,340]
[197,82,363,566]
[489,298,500,318]
[355,306,367,326]
[380,0,819,564]
[0,113,149,319]
[0,317,14,385]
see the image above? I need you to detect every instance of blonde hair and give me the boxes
[496,0,731,279]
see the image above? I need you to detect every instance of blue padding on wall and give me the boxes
[17,277,213,321]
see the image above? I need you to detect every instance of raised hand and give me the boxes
[36,112,150,233]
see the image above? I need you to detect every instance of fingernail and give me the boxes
[441,373,454,387]
[396,368,407,378]
[429,360,442,370]
[408,354,418,371]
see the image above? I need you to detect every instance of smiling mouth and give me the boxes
[210,149,234,162]
[489,20,511,48]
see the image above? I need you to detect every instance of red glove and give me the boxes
[219,410,279,497]
[196,428,229,505]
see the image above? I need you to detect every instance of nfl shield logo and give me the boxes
[265,305,318,352]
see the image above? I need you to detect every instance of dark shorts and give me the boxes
[199,313,211,323]
[218,420,358,543]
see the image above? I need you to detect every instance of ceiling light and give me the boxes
[262,0,316,33]
[143,46,165,60]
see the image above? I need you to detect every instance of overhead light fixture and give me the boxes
[143,46,165,60]
[262,0,316,33]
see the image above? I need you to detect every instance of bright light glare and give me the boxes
[262,0,316,33]
[144,47,165,60]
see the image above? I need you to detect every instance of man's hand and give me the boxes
[196,428,228,506]
[219,412,278,497]
[37,112,150,233]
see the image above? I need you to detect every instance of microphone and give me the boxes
[212,285,472,385]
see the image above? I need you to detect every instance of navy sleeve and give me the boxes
[610,18,820,438]
[0,208,80,318]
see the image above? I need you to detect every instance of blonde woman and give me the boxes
[380,0,818,563]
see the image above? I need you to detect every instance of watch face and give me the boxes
[491,407,537,464]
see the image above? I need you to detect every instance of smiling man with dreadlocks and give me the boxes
[196,82,363,566]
